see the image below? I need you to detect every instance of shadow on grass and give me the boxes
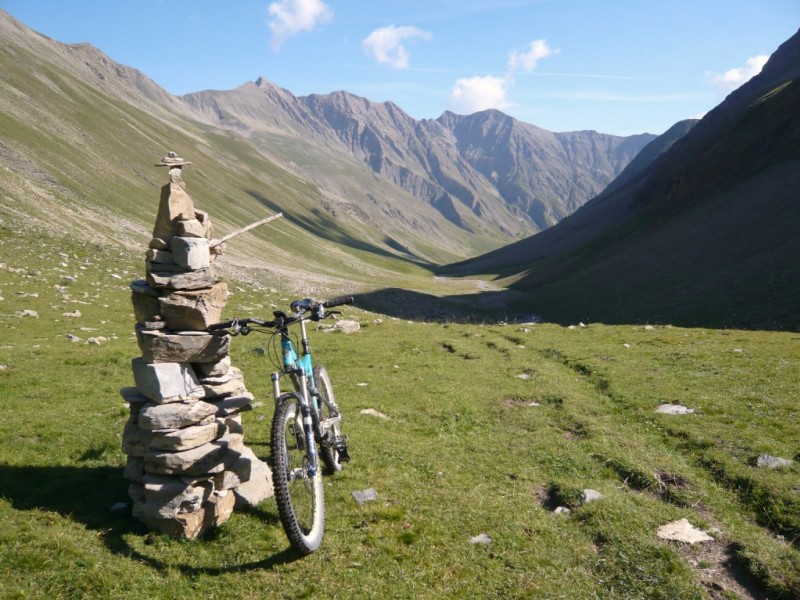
[0,464,304,572]
[246,190,437,269]
[354,287,537,324]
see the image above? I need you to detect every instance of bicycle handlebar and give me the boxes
[323,295,354,309]
[207,296,355,334]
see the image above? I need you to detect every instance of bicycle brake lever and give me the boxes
[229,318,241,336]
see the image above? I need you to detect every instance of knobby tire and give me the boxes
[270,393,324,554]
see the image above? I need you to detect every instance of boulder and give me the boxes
[140,474,213,519]
[121,420,154,457]
[145,440,234,476]
[146,249,174,265]
[231,446,274,507]
[756,454,794,469]
[214,470,242,491]
[119,386,149,404]
[206,489,235,525]
[171,237,210,270]
[130,281,161,324]
[321,320,361,334]
[138,400,218,431]
[213,392,254,416]
[124,456,145,482]
[655,404,695,415]
[656,518,713,544]
[152,180,196,241]
[146,265,219,291]
[194,356,231,379]
[136,327,231,363]
[202,369,246,399]
[580,489,604,504]
[149,420,227,452]
[148,238,169,250]
[131,358,202,403]
[158,282,228,331]
[138,488,234,540]
[176,218,208,238]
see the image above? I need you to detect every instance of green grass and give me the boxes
[1,228,798,599]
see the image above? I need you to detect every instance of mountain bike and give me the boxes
[208,296,353,554]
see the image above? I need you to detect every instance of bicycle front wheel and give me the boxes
[270,393,324,554]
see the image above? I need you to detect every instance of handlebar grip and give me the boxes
[208,320,235,332]
[324,295,354,309]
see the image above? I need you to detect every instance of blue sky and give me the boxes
[3,1,798,135]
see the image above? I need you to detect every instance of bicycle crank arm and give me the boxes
[318,415,342,429]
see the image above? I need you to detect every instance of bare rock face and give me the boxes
[121,154,273,539]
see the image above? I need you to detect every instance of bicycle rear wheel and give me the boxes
[270,393,324,554]
[314,365,347,473]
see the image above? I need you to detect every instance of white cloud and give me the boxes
[708,54,769,91]
[268,0,333,51]
[446,39,558,115]
[362,25,432,70]
[447,75,512,114]
[508,39,559,72]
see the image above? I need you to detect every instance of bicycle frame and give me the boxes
[208,294,353,555]
[270,318,320,476]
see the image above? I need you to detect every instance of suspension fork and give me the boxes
[296,366,319,476]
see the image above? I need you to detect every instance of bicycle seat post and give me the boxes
[299,318,311,356]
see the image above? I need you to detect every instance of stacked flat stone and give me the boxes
[121,152,272,540]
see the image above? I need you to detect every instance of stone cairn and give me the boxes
[121,152,273,539]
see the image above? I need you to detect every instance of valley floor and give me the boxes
[1,228,798,599]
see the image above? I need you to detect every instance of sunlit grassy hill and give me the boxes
[0,8,661,306]
[0,9,501,299]
[1,12,799,598]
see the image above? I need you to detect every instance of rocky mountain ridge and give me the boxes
[185,78,656,235]
[448,27,800,329]
[0,8,661,269]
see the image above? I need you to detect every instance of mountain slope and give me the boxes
[0,8,661,305]
[182,80,656,238]
[0,10,511,278]
[0,9,468,294]
[437,110,654,229]
[448,29,800,330]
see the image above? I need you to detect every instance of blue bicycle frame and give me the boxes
[271,318,320,476]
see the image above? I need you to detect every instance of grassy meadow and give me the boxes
[0,226,798,599]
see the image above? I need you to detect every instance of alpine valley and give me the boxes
[1,10,798,328]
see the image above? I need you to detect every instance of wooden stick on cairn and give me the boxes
[209,213,284,249]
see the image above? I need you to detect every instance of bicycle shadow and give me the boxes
[0,463,304,573]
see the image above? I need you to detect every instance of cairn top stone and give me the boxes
[156,151,191,167]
